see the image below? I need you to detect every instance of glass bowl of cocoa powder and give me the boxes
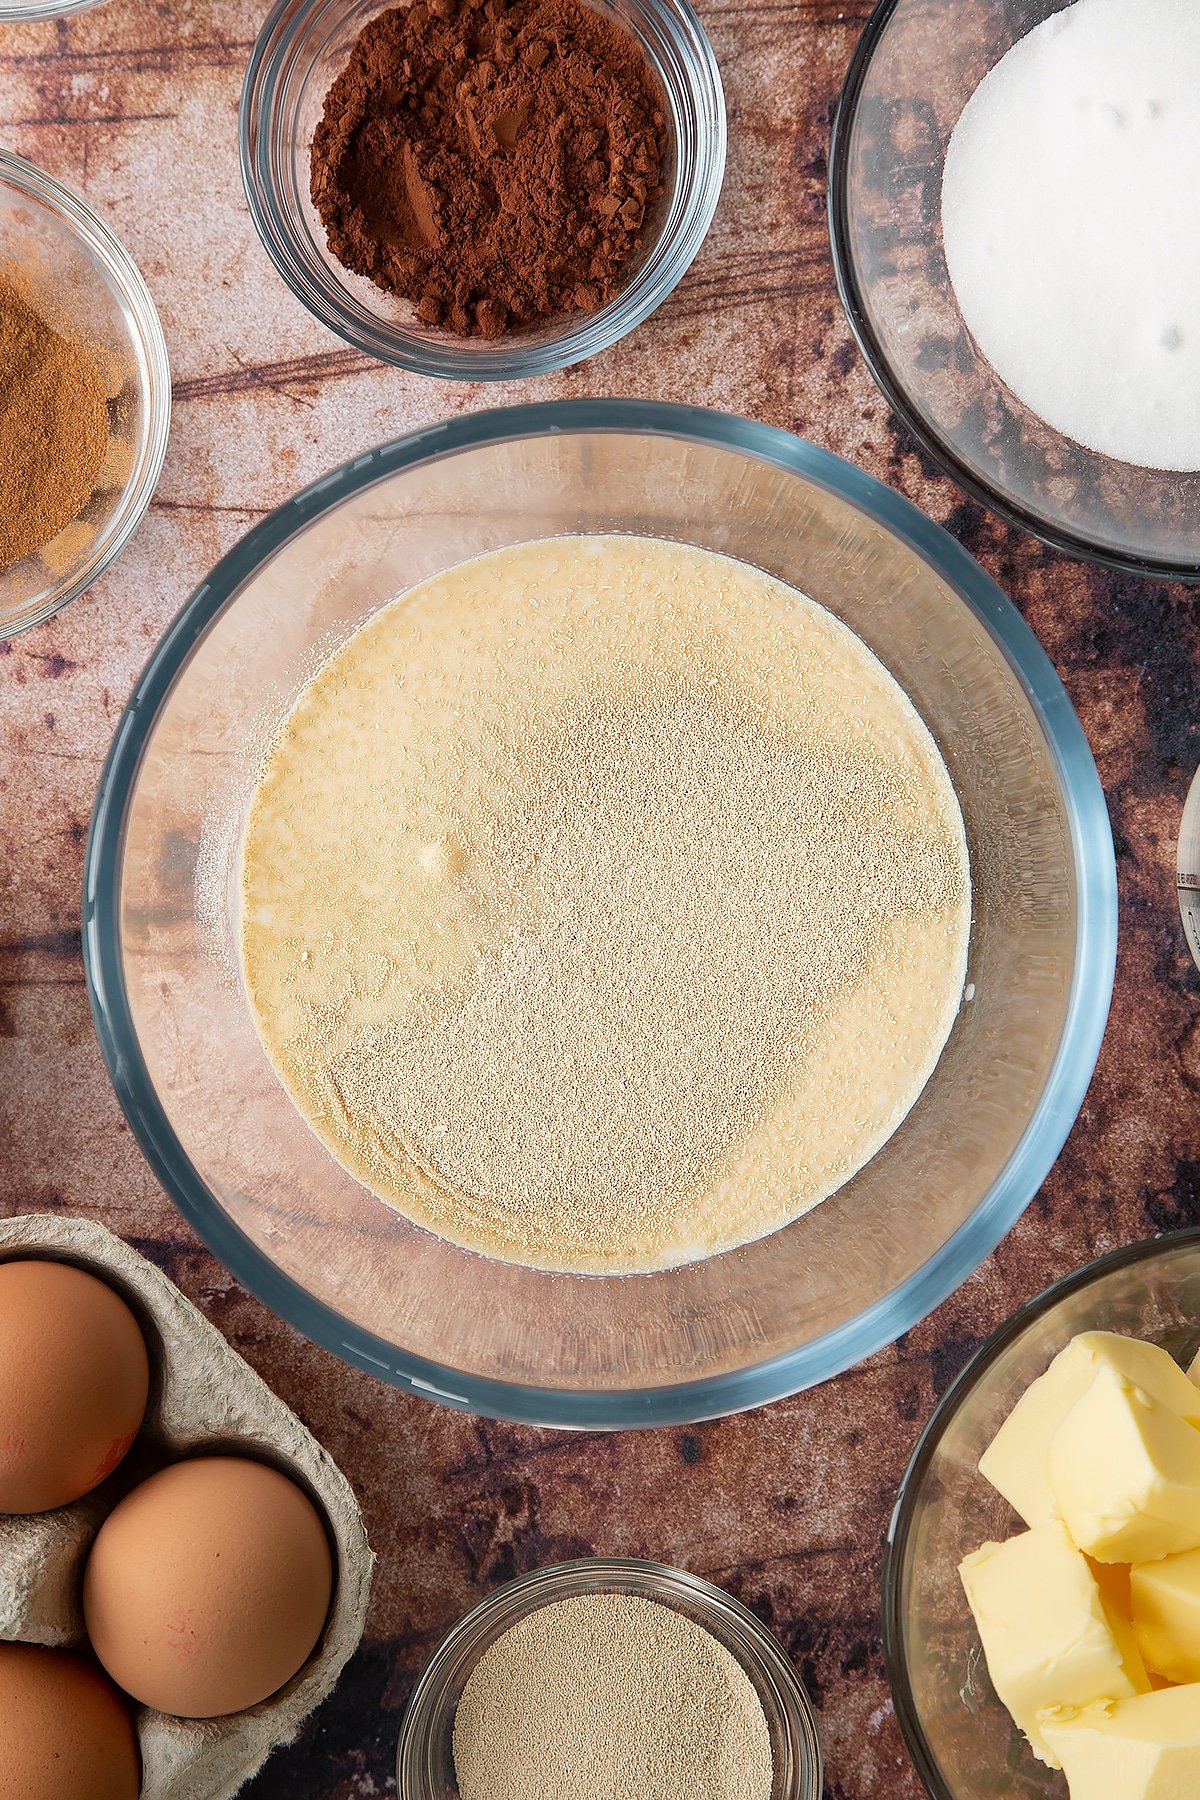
[0,151,171,638]
[240,0,725,377]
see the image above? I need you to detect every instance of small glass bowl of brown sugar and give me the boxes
[398,1558,822,1800]
[0,151,170,638]
[240,0,725,378]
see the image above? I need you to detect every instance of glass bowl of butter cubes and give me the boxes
[885,1230,1200,1800]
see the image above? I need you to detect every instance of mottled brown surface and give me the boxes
[1,3,1198,1798]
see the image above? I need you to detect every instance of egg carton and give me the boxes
[0,1214,374,1800]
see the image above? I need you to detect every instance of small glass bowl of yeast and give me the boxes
[397,1558,822,1800]
[885,1232,1200,1800]
[0,151,170,637]
[830,0,1200,581]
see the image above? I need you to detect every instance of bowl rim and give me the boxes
[395,1554,823,1800]
[0,148,172,637]
[0,0,105,20]
[827,0,1200,586]
[82,397,1118,1429]
[881,1227,1200,1798]
[238,0,726,380]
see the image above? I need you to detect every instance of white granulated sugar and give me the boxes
[941,0,1200,470]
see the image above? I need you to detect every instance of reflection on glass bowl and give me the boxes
[1178,763,1200,974]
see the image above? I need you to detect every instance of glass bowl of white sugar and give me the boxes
[830,0,1200,581]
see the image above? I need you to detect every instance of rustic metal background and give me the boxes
[2,1,1199,1794]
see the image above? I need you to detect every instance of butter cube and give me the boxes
[1049,1364,1200,1563]
[1091,1558,1134,1621]
[981,1334,1200,1527]
[959,1520,1149,1766]
[1042,1687,1200,1800]
[1090,1559,1154,1693]
[1131,1549,1200,1684]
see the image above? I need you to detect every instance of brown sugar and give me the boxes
[309,0,668,339]
[0,277,109,571]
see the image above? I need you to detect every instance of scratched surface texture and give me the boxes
[2,1,1200,1796]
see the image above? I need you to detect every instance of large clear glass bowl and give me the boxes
[83,400,1116,1427]
[240,0,725,378]
[885,1233,1200,1800]
[829,0,1200,582]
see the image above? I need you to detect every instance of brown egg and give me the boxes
[0,1260,150,1513]
[83,1455,334,1718]
[0,1641,140,1800]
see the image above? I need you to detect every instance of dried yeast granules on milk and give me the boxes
[239,536,970,1276]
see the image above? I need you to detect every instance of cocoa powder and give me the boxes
[310,0,667,339]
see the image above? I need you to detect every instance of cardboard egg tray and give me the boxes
[0,1214,374,1799]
